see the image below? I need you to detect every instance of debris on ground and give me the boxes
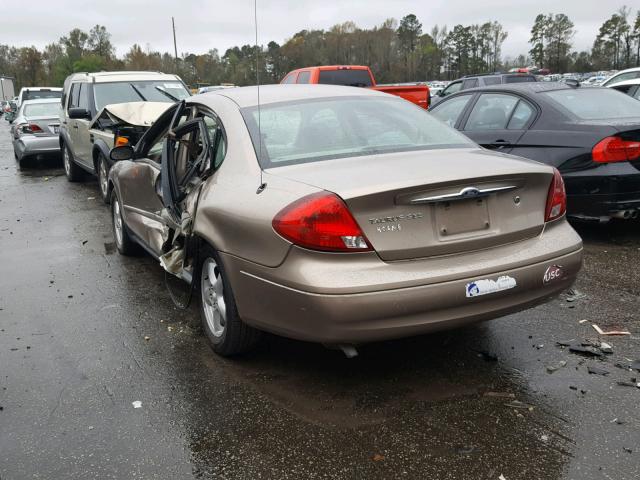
[579,319,588,324]
[565,289,587,303]
[599,342,613,354]
[144,336,150,341]
[81,240,88,245]
[546,360,567,373]
[455,445,475,455]
[592,324,631,336]
[372,453,385,462]
[132,401,142,408]
[476,350,498,362]
[569,344,604,357]
[557,339,611,357]
[505,400,534,411]
[587,366,609,376]
[499,474,507,480]
[614,361,640,372]
[616,381,640,388]
[611,418,626,424]
[623,447,633,453]
[569,385,578,390]
[483,392,516,399]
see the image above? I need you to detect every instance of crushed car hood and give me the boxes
[90,101,172,128]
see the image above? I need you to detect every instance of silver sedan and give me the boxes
[11,98,61,166]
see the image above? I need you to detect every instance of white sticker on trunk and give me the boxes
[466,276,517,298]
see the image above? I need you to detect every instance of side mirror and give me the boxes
[68,107,91,120]
[110,145,134,162]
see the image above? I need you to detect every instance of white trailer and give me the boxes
[1,76,16,101]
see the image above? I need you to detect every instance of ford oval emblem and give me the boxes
[460,187,481,198]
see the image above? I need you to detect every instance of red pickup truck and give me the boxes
[281,65,430,109]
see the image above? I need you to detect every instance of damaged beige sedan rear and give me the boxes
[108,85,583,356]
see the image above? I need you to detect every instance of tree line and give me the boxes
[1,8,639,91]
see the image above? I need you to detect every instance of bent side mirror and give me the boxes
[110,145,134,162]
[68,107,91,120]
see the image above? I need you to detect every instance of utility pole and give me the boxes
[172,17,178,71]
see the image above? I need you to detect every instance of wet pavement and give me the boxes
[1,120,639,480]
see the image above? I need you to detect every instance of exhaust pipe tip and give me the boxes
[324,343,359,358]
[611,210,631,220]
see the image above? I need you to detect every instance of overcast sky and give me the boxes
[4,0,617,59]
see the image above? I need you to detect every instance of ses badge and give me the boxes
[543,265,564,284]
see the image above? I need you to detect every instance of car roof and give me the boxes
[608,78,640,87]
[611,67,640,75]
[20,87,62,92]
[459,82,587,95]
[66,71,180,83]
[21,98,61,105]
[208,84,385,108]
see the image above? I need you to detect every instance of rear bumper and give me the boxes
[14,135,60,158]
[564,163,640,218]
[222,220,583,344]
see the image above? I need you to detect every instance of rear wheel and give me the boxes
[63,142,83,182]
[198,245,261,356]
[111,191,139,255]
[97,153,110,204]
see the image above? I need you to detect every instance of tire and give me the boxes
[97,152,111,204]
[198,244,261,356]
[111,191,140,256]
[62,142,83,182]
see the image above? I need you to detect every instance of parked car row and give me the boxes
[26,67,640,359]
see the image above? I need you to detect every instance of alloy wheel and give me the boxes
[201,258,227,338]
[113,198,123,247]
[99,158,108,198]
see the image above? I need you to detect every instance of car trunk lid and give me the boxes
[267,148,554,261]
[25,115,60,135]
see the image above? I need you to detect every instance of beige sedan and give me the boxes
[108,85,583,356]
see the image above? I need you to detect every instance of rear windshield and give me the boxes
[93,81,190,110]
[242,96,474,168]
[504,75,537,83]
[318,70,373,87]
[22,90,62,101]
[24,102,60,117]
[544,88,640,119]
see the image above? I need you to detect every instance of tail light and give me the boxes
[592,136,640,163]
[273,192,372,252]
[545,168,566,222]
[19,123,43,134]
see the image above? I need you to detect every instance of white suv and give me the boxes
[59,71,190,201]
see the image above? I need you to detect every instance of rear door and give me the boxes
[117,105,184,255]
[74,83,93,167]
[460,92,536,152]
[161,103,214,226]
[65,83,81,153]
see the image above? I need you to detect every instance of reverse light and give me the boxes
[545,168,567,222]
[272,192,372,252]
[592,136,640,163]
